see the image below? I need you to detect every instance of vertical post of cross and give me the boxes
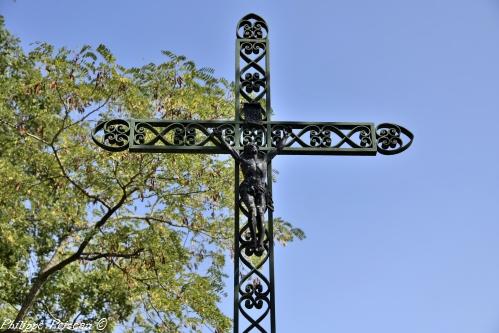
[235,14,275,333]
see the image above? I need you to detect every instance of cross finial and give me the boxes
[236,13,268,39]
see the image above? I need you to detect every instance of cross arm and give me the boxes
[91,119,239,154]
[92,119,413,156]
[268,121,414,156]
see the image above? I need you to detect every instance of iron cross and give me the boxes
[92,13,414,333]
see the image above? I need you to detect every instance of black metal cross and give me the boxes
[92,13,413,333]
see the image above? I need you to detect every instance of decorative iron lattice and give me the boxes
[237,200,272,332]
[375,123,414,155]
[236,14,270,122]
[91,13,414,333]
[93,120,413,156]
[235,14,274,333]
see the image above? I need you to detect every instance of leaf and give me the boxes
[96,44,115,63]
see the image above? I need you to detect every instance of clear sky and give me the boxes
[3,0,499,332]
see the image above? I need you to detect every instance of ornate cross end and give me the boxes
[375,123,414,155]
[92,119,131,152]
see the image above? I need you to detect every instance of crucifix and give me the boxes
[92,13,414,333]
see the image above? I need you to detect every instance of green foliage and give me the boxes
[0,17,304,332]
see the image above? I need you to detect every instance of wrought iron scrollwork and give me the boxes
[241,125,266,147]
[132,121,236,149]
[241,73,265,94]
[237,190,272,333]
[270,124,373,149]
[239,276,271,332]
[92,119,131,152]
[241,41,266,56]
[376,123,414,155]
[92,120,416,156]
[217,125,236,146]
[237,14,269,40]
[270,127,289,147]
[237,14,269,121]
[242,281,268,310]
[310,128,332,147]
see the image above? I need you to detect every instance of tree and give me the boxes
[0,17,304,332]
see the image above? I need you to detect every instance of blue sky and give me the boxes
[3,0,499,332]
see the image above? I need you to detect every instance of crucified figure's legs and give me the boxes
[256,194,266,249]
[240,187,258,248]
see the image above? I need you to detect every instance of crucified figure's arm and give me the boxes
[267,130,291,161]
[212,128,240,161]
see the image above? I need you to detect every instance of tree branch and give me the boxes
[80,248,144,261]
[50,144,110,209]
[0,119,51,146]
[114,215,231,241]
[13,187,134,324]
[63,94,113,131]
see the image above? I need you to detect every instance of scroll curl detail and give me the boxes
[376,123,414,155]
[241,125,266,147]
[92,119,130,152]
[241,72,265,94]
[213,125,235,146]
[237,13,268,39]
[241,41,266,56]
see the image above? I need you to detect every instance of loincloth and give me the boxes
[240,180,274,212]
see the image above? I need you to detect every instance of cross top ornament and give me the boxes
[92,13,413,333]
